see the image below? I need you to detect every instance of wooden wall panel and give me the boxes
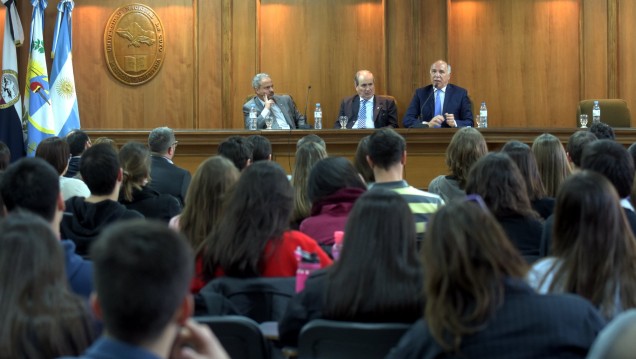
[197,0,223,129]
[259,0,385,128]
[449,0,580,128]
[582,0,608,100]
[618,0,636,119]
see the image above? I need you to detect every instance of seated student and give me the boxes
[291,142,328,229]
[532,133,572,198]
[118,141,182,222]
[63,220,228,359]
[64,129,91,178]
[299,157,366,247]
[1,157,93,298]
[279,189,422,347]
[217,135,253,171]
[465,153,544,263]
[0,212,95,358]
[200,161,332,282]
[528,171,636,320]
[36,136,91,200]
[428,127,488,202]
[168,156,240,293]
[61,143,143,256]
[387,200,605,359]
[501,141,554,219]
[0,140,10,170]
[353,136,374,184]
[246,134,272,162]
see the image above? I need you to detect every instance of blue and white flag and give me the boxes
[24,0,55,156]
[0,0,25,162]
[51,0,79,138]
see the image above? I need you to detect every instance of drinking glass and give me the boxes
[338,116,349,129]
[475,115,481,128]
[265,115,274,130]
[579,114,588,128]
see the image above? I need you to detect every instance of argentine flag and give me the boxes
[24,0,55,156]
[51,0,79,138]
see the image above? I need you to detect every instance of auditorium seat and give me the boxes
[577,99,631,128]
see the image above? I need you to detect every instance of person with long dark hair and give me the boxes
[279,189,423,346]
[465,152,544,263]
[387,200,605,358]
[501,140,554,219]
[532,133,572,197]
[118,141,182,222]
[36,136,91,200]
[528,171,636,319]
[0,211,95,357]
[299,157,366,247]
[200,161,331,281]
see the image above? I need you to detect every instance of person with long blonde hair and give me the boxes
[290,142,328,228]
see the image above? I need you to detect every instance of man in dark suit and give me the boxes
[334,70,398,129]
[403,60,473,128]
[243,73,304,129]
[147,127,191,206]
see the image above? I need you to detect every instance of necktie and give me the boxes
[358,100,367,129]
[434,90,442,117]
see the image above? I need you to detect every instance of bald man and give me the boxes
[403,60,473,128]
[335,70,398,129]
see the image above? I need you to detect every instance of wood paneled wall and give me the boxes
[2,0,634,131]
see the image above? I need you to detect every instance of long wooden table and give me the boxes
[86,128,636,190]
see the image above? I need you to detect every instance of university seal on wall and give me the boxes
[104,4,165,85]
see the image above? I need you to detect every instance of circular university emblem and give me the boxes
[0,69,19,108]
[104,3,165,85]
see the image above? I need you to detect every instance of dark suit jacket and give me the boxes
[386,279,605,359]
[242,94,303,129]
[403,84,473,128]
[148,155,191,206]
[334,95,398,129]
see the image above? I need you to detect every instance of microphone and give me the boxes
[419,83,438,121]
[303,85,312,119]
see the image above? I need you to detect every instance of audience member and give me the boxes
[92,137,118,152]
[65,129,91,178]
[279,189,422,346]
[429,127,487,202]
[465,153,544,263]
[0,212,95,357]
[246,134,272,162]
[296,134,326,150]
[169,156,240,293]
[334,70,398,129]
[36,136,91,200]
[217,135,253,171]
[65,220,228,359]
[566,130,598,170]
[118,141,181,222]
[0,157,93,298]
[290,141,328,228]
[299,157,366,248]
[532,133,572,197]
[61,143,143,256]
[589,122,616,140]
[148,126,192,206]
[353,135,374,183]
[243,73,304,129]
[367,128,444,239]
[0,140,10,170]
[528,171,636,320]
[501,140,554,219]
[387,200,605,358]
[201,161,331,281]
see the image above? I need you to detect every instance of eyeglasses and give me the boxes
[171,141,179,148]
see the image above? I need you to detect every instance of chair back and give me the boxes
[200,276,296,323]
[587,309,636,359]
[577,99,631,127]
[297,319,411,359]
[196,315,270,359]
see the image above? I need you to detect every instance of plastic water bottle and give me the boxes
[592,100,601,123]
[332,231,344,260]
[249,105,258,130]
[295,252,320,292]
[314,103,322,130]
[479,102,488,128]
